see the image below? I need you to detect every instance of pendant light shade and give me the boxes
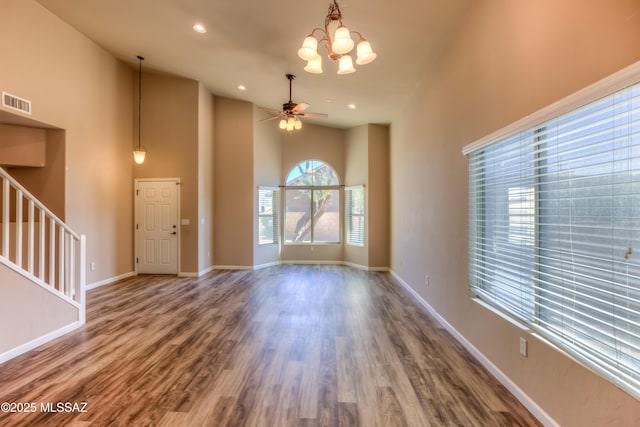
[133,149,146,164]
[279,118,287,129]
[298,36,319,61]
[304,56,323,74]
[337,55,356,74]
[133,55,146,164]
[332,26,354,55]
[356,39,377,65]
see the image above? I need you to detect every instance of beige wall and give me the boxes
[367,124,389,269]
[5,129,66,220]
[133,73,199,274]
[344,125,368,267]
[0,124,46,167]
[0,264,79,356]
[214,97,254,267]
[389,1,640,425]
[198,83,215,273]
[0,0,133,286]
[253,106,282,267]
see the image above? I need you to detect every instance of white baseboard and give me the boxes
[253,261,281,270]
[212,265,254,271]
[342,261,390,272]
[280,260,342,265]
[0,321,82,365]
[178,272,199,278]
[198,265,216,276]
[86,271,136,291]
[389,270,559,427]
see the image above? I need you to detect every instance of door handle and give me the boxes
[170,232,177,235]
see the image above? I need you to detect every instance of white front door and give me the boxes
[135,179,179,274]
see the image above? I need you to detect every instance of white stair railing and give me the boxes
[0,166,86,324]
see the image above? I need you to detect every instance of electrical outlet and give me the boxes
[519,337,528,357]
[90,262,96,271]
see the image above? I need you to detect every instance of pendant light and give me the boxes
[133,55,147,164]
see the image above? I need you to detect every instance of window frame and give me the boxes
[283,160,342,245]
[257,186,279,246]
[345,185,365,247]
[463,61,640,399]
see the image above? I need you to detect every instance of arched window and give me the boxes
[285,160,340,243]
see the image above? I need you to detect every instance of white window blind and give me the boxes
[345,185,365,246]
[468,80,640,397]
[258,187,279,245]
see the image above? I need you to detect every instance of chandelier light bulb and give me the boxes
[298,36,319,61]
[279,118,287,129]
[337,55,356,74]
[332,26,354,55]
[286,116,295,131]
[304,56,323,74]
[356,39,377,65]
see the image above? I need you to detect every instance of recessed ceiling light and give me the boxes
[237,85,247,91]
[347,103,357,109]
[192,23,207,33]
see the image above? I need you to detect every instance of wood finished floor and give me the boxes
[0,265,541,426]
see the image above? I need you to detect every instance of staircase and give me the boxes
[0,166,86,324]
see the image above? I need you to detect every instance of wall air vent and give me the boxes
[2,91,32,115]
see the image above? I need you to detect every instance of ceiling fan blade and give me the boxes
[299,112,328,119]
[259,115,282,122]
[259,107,281,114]
[292,103,310,113]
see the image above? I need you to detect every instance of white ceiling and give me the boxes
[36,0,472,128]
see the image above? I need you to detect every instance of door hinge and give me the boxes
[136,257,139,264]
[136,224,139,230]
[136,189,139,196]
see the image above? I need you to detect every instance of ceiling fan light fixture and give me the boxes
[294,118,303,130]
[298,36,319,61]
[337,55,356,74]
[286,116,295,131]
[304,56,323,73]
[279,118,287,129]
[332,26,354,55]
[355,39,377,65]
[298,1,376,74]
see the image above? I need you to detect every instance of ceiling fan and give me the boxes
[261,74,328,131]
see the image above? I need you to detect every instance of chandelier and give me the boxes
[297,0,377,74]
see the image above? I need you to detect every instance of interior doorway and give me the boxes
[134,178,180,274]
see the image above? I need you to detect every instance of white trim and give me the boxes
[85,271,136,291]
[0,321,82,365]
[390,270,559,427]
[279,260,342,266]
[462,60,640,155]
[253,261,281,270]
[198,265,215,276]
[178,272,199,278]
[342,261,389,272]
[212,265,253,271]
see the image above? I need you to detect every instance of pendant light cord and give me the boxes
[137,55,144,150]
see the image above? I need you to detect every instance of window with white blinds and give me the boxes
[346,185,365,246]
[258,187,279,245]
[467,78,640,398]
